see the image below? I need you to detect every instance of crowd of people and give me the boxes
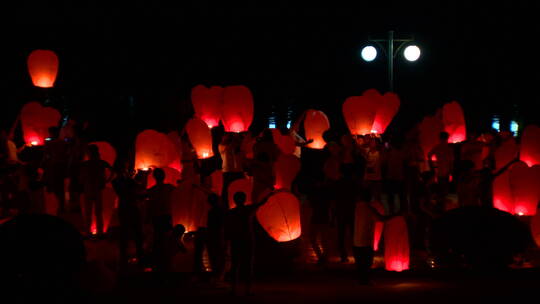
[0,113,522,294]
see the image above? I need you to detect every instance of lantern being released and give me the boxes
[274,154,301,190]
[88,142,116,166]
[492,138,519,213]
[172,180,210,232]
[27,49,59,88]
[520,125,540,167]
[419,115,444,167]
[271,129,296,155]
[228,178,253,209]
[509,162,540,216]
[442,101,467,143]
[222,85,254,133]
[372,92,400,134]
[191,85,223,128]
[20,102,61,146]
[256,191,302,242]
[370,201,386,251]
[343,95,377,135]
[383,216,410,272]
[304,110,330,149]
[135,130,181,171]
[185,118,214,159]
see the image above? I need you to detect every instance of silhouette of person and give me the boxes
[206,193,226,282]
[42,126,69,213]
[428,132,454,207]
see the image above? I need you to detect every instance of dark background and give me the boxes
[2,1,539,150]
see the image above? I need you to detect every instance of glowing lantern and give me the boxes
[87,142,116,167]
[509,162,540,216]
[442,101,467,143]
[271,129,296,155]
[27,49,59,88]
[256,191,302,242]
[172,180,210,232]
[135,130,181,171]
[166,131,184,173]
[370,201,386,251]
[227,178,253,209]
[304,110,330,149]
[210,170,223,195]
[372,92,400,134]
[274,154,301,190]
[383,216,409,272]
[147,167,181,189]
[342,95,377,135]
[531,212,540,247]
[520,125,540,167]
[20,102,61,146]
[222,85,254,133]
[492,138,519,213]
[185,118,214,159]
[418,115,444,167]
[191,85,223,128]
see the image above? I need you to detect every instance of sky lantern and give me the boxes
[304,109,330,149]
[185,118,214,159]
[222,85,254,133]
[271,129,296,155]
[531,212,540,247]
[135,130,181,171]
[191,85,223,128]
[172,180,209,232]
[520,125,540,167]
[370,201,386,251]
[27,49,59,88]
[342,95,377,135]
[256,191,302,242]
[509,162,540,216]
[147,167,181,189]
[274,154,301,190]
[20,102,61,146]
[87,142,116,166]
[418,115,444,167]
[442,101,467,143]
[228,178,253,209]
[372,92,400,134]
[383,216,410,272]
[492,138,519,213]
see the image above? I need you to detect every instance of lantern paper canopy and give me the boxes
[88,142,116,167]
[274,154,301,190]
[185,118,214,159]
[135,130,181,171]
[256,191,302,242]
[419,115,444,165]
[492,138,519,213]
[383,216,410,272]
[147,167,181,189]
[166,131,184,173]
[20,102,61,146]
[442,101,467,143]
[228,178,253,209]
[531,212,540,247]
[372,92,400,135]
[27,50,59,88]
[509,162,540,216]
[172,180,210,232]
[304,110,330,149]
[343,96,377,135]
[520,125,540,167]
[210,170,223,195]
[271,129,296,155]
[222,85,254,133]
[191,85,223,128]
[370,201,386,251]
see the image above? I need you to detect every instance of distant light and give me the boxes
[361,46,378,62]
[510,120,519,136]
[492,116,500,132]
[269,122,276,129]
[286,121,292,129]
[404,45,421,62]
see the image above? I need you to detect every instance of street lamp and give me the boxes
[360,31,421,92]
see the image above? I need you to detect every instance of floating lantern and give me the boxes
[191,85,223,128]
[383,216,410,272]
[172,180,210,232]
[256,191,302,242]
[370,201,386,251]
[342,95,377,135]
[442,101,467,143]
[304,110,330,149]
[274,154,301,190]
[271,129,296,155]
[509,162,540,216]
[520,125,540,167]
[185,118,214,159]
[418,115,444,167]
[135,130,181,171]
[87,142,116,167]
[20,102,61,146]
[27,50,59,88]
[492,138,519,213]
[372,91,400,134]
[228,178,253,209]
[222,85,254,133]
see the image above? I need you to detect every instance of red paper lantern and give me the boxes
[256,191,302,242]
[342,95,377,135]
[185,118,214,159]
[304,110,330,149]
[87,142,116,166]
[370,201,386,251]
[135,130,181,171]
[147,167,181,189]
[520,125,540,167]
[191,85,223,128]
[271,129,296,155]
[228,178,253,209]
[372,92,400,134]
[509,162,540,216]
[172,181,210,232]
[383,216,409,272]
[531,212,540,247]
[492,138,519,213]
[20,102,61,146]
[222,85,254,133]
[27,50,59,88]
[274,154,301,190]
[418,115,444,166]
[442,101,467,143]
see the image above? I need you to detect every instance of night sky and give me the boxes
[3,1,540,148]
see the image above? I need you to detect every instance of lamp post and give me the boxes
[361,30,421,92]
